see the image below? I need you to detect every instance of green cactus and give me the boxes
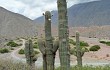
[38,11,59,70]
[74,32,88,67]
[24,39,37,70]
[57,0,70,70]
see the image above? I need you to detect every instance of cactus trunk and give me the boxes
[43,55,47,70]
[57,0,70,70]
[38,39,47,70]
[76,32,82,66]
[45,11,54,70]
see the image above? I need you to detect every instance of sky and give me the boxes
[0,0,98,20]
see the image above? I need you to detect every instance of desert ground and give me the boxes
[0,36,110,67]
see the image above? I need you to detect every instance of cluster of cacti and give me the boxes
[38,11,59,70]
[24,39,37,70]
[57,0,70,70]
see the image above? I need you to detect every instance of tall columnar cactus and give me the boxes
[25,39,37,70]
[76,32,82,66]
[57,0,70,70]
[38,11,59,70]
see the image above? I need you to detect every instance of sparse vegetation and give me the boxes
[57,66,110,70]
[69,39,89,47]
[33,44,38,49]
[69,39,76,45]
[99,41,106,44]
[0,48,9,53]
[99,41,110,46]
[7,41,19,47]
[105,42,110,46]
[0,59,110,70]
[18,49,39,55]
[34,42,38,44]
[80,41,89,46]
[18,49,24,54]
[34,50,39,54]
[89,45,100,52]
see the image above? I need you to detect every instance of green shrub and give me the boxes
[106,42,110,46]
[80,41,89,46]
[34,50,39,54]
[33,44,38,49]
[69,48,76,55]
[7,41,19,47]
[69,39,89,47]
[18,49,24,54]
[89,45,100,52]
[69,39,76,45]
[99,41,110,46]
[34,42,38,44]
[99,41,106,44]
[0,48,9,53]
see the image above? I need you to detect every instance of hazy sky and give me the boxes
[0,0,98,19]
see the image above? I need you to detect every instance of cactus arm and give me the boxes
[53,40,59,53]
[38,39,46,55]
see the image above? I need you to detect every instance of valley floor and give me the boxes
[0,37,110,67]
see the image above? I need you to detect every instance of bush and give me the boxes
[99,41,110,46]
[7,41,19,47]
[69,39,89,47]
[100,41,106,44]
[34,42,38,44]
[33,44,38,49]
[0,48,9,53]
[18,49,24,54]
[80,41,89,46]
[89,45,100,52]
[34,50,39,54]
[69,39,76,45]
[11,48,14,50]
[105,42,110,46]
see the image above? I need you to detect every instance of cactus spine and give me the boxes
[38,11,59,70]
[24,39,37,70]
[57,0,70,70]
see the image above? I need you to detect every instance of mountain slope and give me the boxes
[0,7,37,39]
[34,0,110,26]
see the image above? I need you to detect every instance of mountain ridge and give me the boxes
[0,7,37,39]
[34,0,110,27]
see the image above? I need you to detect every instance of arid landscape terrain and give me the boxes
[0,0,110,70]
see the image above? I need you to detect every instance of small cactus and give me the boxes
[24,39,37,70]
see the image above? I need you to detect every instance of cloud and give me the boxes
[0,0,99,19]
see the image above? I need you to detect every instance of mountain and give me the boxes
[34,0,110,27]
[0,7,37,39]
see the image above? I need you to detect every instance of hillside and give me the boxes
[0,7,37,39]
[34,0,110,27]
